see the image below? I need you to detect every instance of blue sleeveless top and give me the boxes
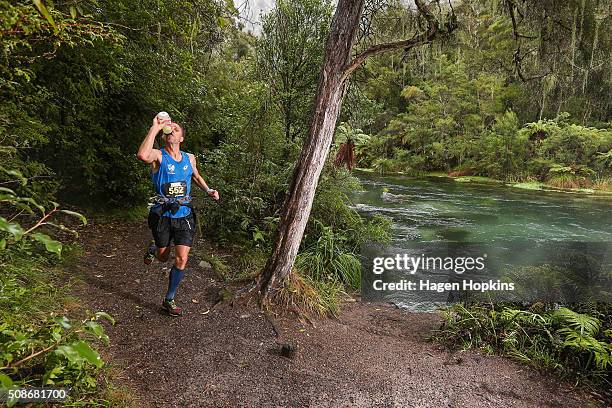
[151,149,193,218]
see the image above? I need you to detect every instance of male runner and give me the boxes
[137,115,219,316]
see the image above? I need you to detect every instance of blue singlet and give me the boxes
[151,149,193,218]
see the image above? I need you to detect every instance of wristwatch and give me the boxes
[206,187,215,194]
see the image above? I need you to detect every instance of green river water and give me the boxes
[353,172,612,244]
[352,172,611,310]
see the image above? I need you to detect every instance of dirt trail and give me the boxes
[72,220,594,408]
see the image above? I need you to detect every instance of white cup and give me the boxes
[157,111,171,123]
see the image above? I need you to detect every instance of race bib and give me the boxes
[162,181,187,197]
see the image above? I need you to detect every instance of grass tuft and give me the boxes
[271,271,345,318]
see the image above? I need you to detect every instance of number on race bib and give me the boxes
[162,181,187,197]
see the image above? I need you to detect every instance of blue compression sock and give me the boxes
[165,265,185,301]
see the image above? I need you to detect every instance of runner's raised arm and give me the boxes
[137,116,166,164]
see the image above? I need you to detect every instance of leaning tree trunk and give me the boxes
[259,0,365,297]
[259,0,450,298]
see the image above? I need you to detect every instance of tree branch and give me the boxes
[1,341,60,370]
[341,0,453,82]
[24,209,57,235]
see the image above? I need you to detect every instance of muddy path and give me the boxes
[71,219,595,407]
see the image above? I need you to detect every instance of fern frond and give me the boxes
[553,307,601,336]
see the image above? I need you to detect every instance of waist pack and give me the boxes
[149,198,198,234]
[150,195,192,215]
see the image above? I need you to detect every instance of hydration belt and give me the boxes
[149,195,193,216]
[149,195,198,233]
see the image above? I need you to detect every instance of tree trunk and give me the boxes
[259,0,365,296]
[259,0,451,298]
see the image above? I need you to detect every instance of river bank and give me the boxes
[355,168,612,197]
[70,218,601,407]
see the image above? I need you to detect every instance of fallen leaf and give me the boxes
[201,309,210,315]
[95,275,103,278]
[192,299,199,304]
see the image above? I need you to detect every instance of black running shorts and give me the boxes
[148,211,195,248]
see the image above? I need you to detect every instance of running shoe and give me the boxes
[162,299,183,317]
[144,241,156,265]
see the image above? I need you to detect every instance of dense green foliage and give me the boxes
[0,175,114,405]
[2,0,239,206]
[434,303,612,391]
[258,0,333,143]
[1,4,116,397]
[1,0,611,401]
[1,0,389,314]
[341,0,611,189]
[0,245,117,406]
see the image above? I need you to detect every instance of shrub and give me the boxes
[546,164,595,189]
[296,221,362,289]
[433,302,612,390]
[0,244,114,407]
[0,167,113,406]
